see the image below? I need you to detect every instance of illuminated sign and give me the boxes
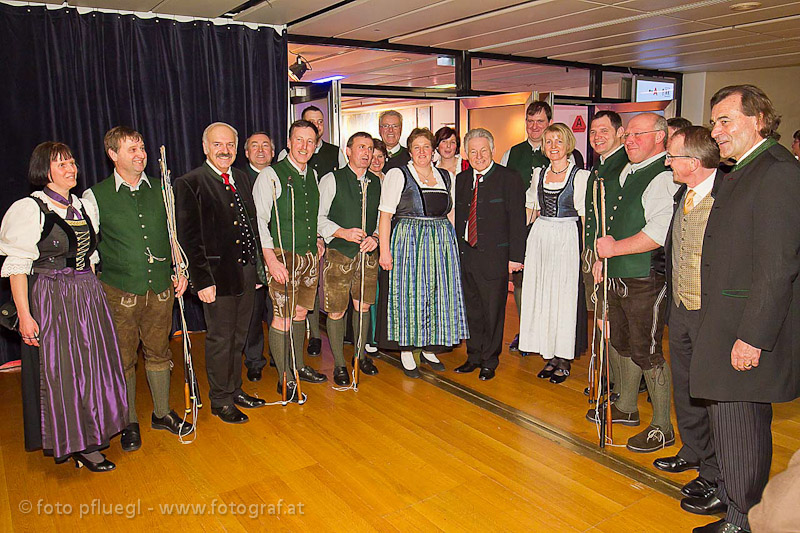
[635,79,675,102]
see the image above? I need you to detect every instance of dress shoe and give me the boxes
[211,404,249,424]
[234,392,267,408]
[333,366,350,386]
[420,352,445,371]
[654,455,700,473]
[639,376,648,393]
[549,368,570,384]
[692,519,744,533]
[479,367,495,380]
[681,493,728,516]
[586,403,640,426]
[537,361,557,379]
[72,453,115,472]
[276,380,300,403]
[454,361,480,373]
[151,410,193,436]
[247,366,263,382]
[297,365,327,383]
[307,337,322,356]
[120,423,141,452]
[354,356,378,375]
[681,476,717,498]
[626,425,675,453]
[509,334,520,351]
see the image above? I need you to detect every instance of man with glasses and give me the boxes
[379,110,410,172]
[588,112,678,454]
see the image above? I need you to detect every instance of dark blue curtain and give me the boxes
[0,3,288,363]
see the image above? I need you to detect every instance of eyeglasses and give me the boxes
[622,130,658,140]
[665,153,696,162]
[380,124,401,130]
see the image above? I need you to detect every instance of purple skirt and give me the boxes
[30,268,128,460]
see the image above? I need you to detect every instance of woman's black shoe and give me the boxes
[72,453,116,472]
[549,368,570,384]
[537,361,558,379]
[420,352,445,371]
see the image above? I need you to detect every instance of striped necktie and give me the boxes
[467,174,482,247]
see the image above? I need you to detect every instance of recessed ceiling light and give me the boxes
[730,2,762,11]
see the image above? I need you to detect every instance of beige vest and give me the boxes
[671,193,714,310]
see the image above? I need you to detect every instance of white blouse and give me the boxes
[525,162,590,217]
[378,162,453,215]
[0,191,99,277]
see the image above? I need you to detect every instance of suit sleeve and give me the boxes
[175,177,214,293]
[507,169,527,264]
[737,161,800,350]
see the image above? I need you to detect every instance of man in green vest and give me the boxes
[317,132,381,386]
[582,110,628,399]
[82,126,192,452]
[278,106,346,357]
[242,131,273,182]
[588,112,679,454]
[254,120,329,400]
[380,110,410,172]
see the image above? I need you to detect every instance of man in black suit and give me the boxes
[379,110,410,172]
[453,128,526,381]
[175,122,267,424]
[240,131,274,382]
[689,85,800,533]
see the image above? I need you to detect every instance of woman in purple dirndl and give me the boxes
[0,142,128,472]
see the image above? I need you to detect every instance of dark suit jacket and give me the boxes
[454,163,527,280]
[692,143,800,403]
[175,162,261,297]
[239,162,259,185]
[383,147,411,173]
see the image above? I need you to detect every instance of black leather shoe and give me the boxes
[333,366,350,386]
[509,334,520,351]
[454,361,480,373]
[276,380,300,403]
[549,368,570,384]
[639,376,648,393]
[682,476,717,498]
[120,423,141,452]
[247,366,263,382]
[234,392,267,409]
[307,337,322,356]
[151,410,193,436]
[681,493,728,516]
[356,356,378,375]
[211,404,249,424]
[692,519,744,533]
[72,453,116,472]
[479,367,495,380]
[654,455,701,473]
[298,365,327,383]
[420,352,445,371]
[538,361,558,379]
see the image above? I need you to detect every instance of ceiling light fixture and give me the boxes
[730,2,762,11]
[288,55,311,81]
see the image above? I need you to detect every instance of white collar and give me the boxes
[473,162,494,181]
[387,144,403,155]
[687,169,716,201]
[527,138,543,151]
[286,155,307,176]
[627,150,667,173]
[249,162,267,175]
[599,144,625,164]
[735,138,767,165]
[114,169,151,192]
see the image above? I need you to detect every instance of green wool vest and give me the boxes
[584,147,629,251]
[91,175,172,294]
[327,167,381,258]
[506,140,549,189]
[606,155,668,278]
[308,141,341,182]
[270,158,320,254]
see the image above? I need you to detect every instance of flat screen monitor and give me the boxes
[634,78,676,103]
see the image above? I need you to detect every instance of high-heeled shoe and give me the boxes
[400,351,420,379]
[537,360,558,379]
[72,453,116,472]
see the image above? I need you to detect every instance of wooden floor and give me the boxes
[0,293,797,532]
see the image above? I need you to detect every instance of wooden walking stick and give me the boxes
[597,174,613,447]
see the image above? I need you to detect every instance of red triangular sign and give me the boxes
[572,115,586,133]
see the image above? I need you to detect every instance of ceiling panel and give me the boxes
[700,2,800,26]
[68,0,161,11]
[152,0,243,18]
[235,0,333,25]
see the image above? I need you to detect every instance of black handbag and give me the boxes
[0,299,18,331]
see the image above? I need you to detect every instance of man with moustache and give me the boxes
[175,122,267,424]
[689,85,800,533]
[82,126,191,450]
[317,132,382,386]
[582,111,628,401]
[379,110,410,172]
[657,126,723,514]
[279,106,346,356]
[240,131,275,382]
[254,120,328,400]
[453,128,526,380]
[589,112,678,454]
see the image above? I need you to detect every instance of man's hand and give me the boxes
[592,260,604,284]
[508,261,524,273]
[267,257,289,285]
[595,236,617,259]
[174,275,188,298]
[731,338,761,371]
[360,235,378,253]
[198,285,217,304]
[339,227,367,244]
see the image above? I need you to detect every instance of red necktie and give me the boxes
[221,172,236,193]
[467,174,481,247]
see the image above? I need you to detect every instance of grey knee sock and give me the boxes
[644,363,673,431]
[352,310,370,360]
[327,316,346,367]
[292,320,306,369]
[614,355,643,414]
[269,326,288,379]
[608,342,622,395]
[125,369,138,423]
[146,369,171,419]
[308,296,321,338]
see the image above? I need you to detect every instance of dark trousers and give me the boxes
[461,251,508,370]
[668,303,719,482]
[244,286,272,371]
[607,271,667,370]
[708,401,773,530]
[202,264,256,409]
